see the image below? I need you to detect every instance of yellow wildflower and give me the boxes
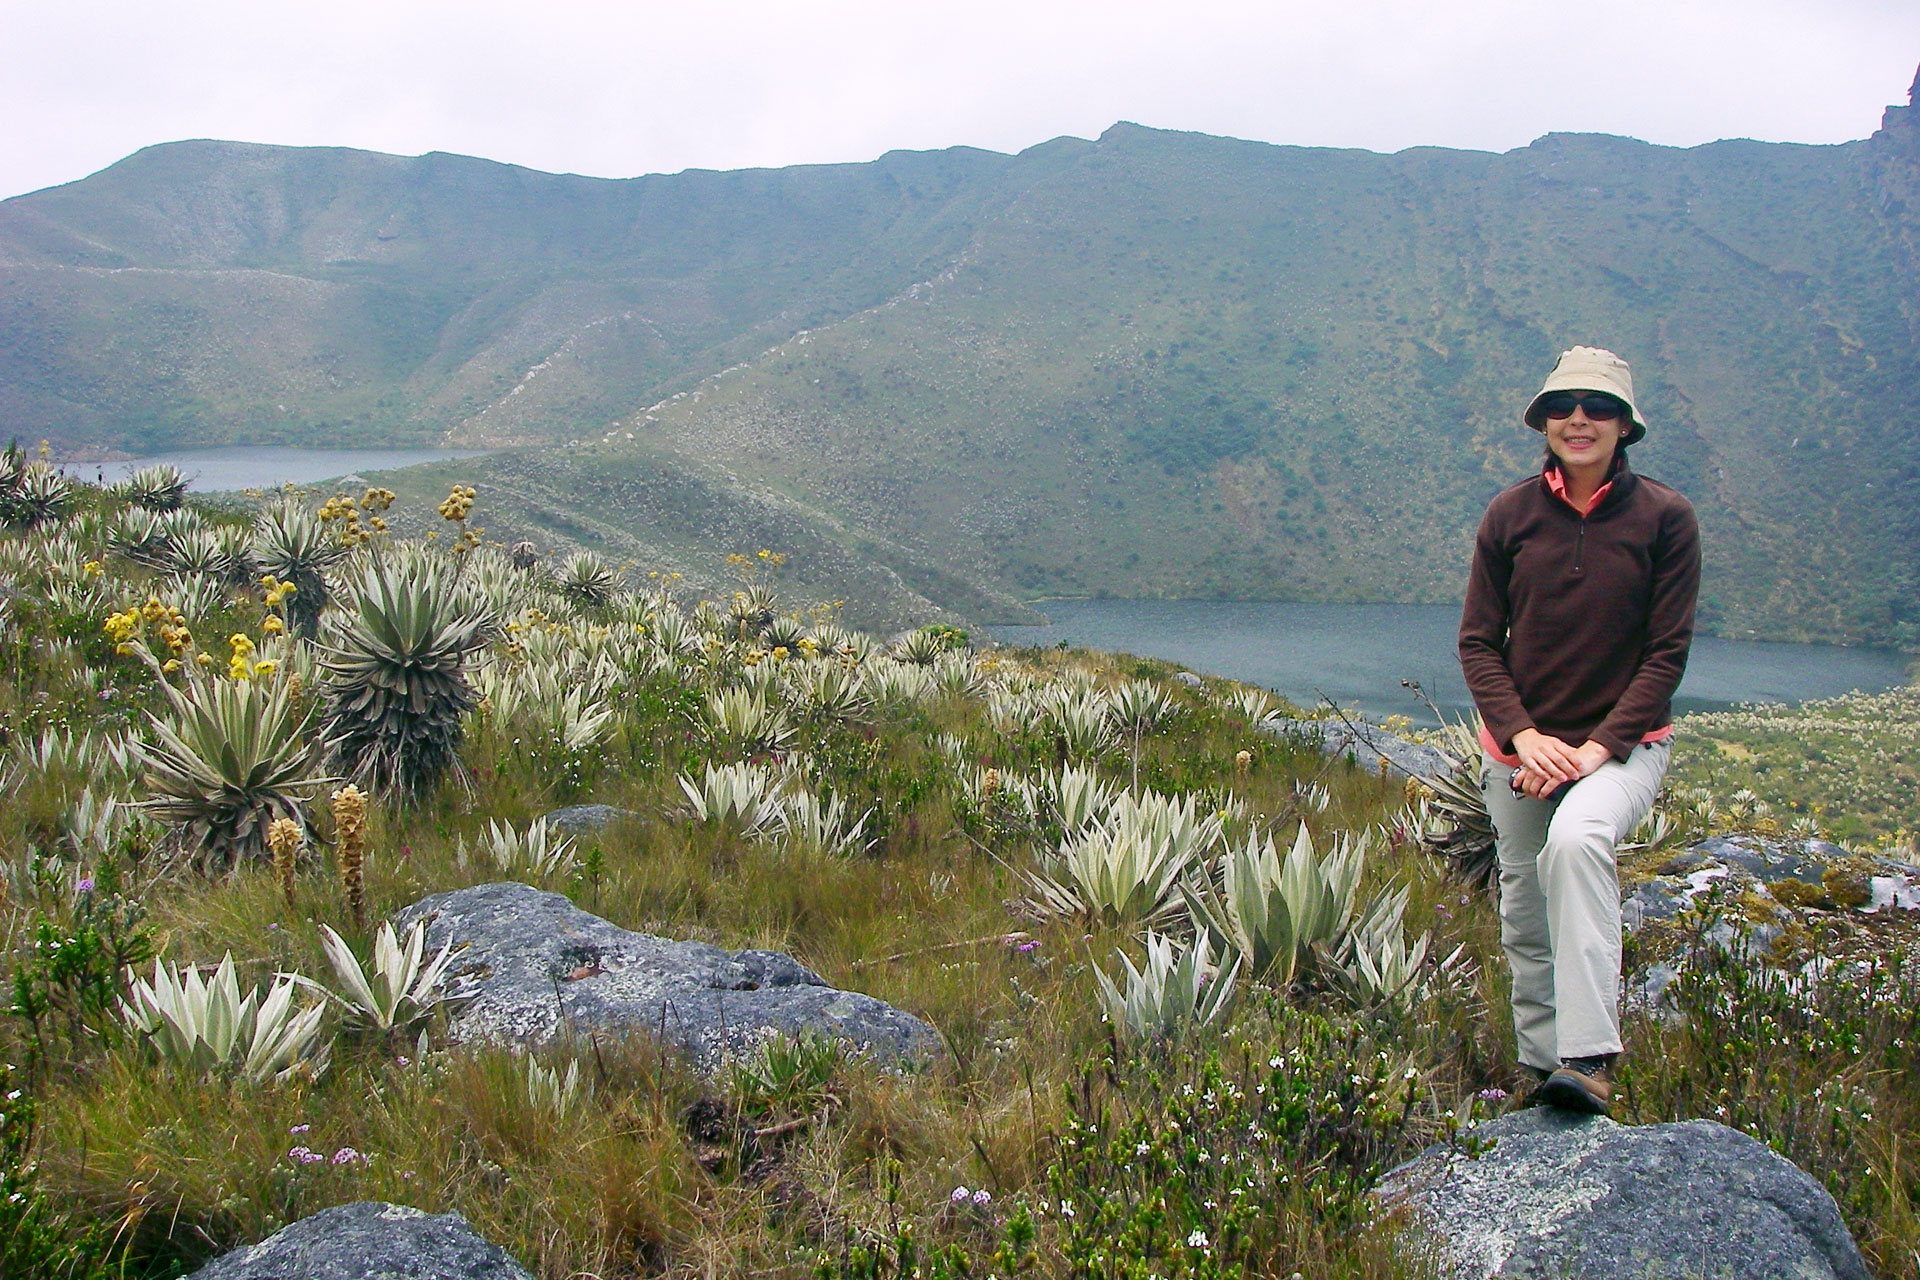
[261,615,285,635]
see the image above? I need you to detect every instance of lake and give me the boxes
[991,600,1912,724]
[67,446,491,493]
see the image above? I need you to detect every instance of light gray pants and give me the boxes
[1482,739,1670,1070]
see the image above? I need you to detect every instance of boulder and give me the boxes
[188,1201,532,1280]
[1173,671,1204,689]
[1376,1108,1869,1280]
[1262,716,1456,783]
[539,804,642,836]
[396,882,939,1067]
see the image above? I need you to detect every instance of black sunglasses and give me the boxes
[1538,391,1627,422]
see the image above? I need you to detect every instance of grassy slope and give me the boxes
[0,139,1026,451]
[1,487,1918,1277]
[580,124,1920,645]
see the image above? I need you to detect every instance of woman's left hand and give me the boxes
[1515,740,1613,798]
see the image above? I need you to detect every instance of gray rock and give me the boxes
[1376,1108,1869,1280]
[1697,835,1827,889]
[1620,880,1685,933]
[1262,717,1457,783]
[539,804,641,835]
[1626,961,1682,1017]
[188,1201,532,1280]
[395,882,939,1068]
[1174,671,1204,688]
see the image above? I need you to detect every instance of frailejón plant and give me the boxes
[1093,931,1239,1047]
[119,954,329,1082]
[1182,824,1367,986]
[316,919,456,1034]
[319,553,493,800]
[135,672,326,871]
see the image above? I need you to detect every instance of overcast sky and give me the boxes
[4,0,1918,201]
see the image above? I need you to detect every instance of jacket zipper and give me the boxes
[1574,516,1586,575]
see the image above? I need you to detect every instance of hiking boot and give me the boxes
[1535,1056,1614,1115]
[1515,1064,1552,1107]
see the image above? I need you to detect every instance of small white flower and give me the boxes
[1186,1229,1210,1249]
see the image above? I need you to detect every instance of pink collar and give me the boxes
[1544,466,1611,516]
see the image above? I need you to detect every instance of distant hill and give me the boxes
[5,70,1918,646]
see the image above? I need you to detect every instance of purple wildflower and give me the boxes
[75,878,94,894]
[331,1146,366,1166]
[287,1146,323,1165]
[971,1189,992,1208]
[1477,1088,1510,1102]
[949,1185,971,1203]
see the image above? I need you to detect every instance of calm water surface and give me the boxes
[992,600,1912,724]
[69,446,490,492]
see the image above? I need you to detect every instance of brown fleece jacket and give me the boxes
[1459,458,1701,762]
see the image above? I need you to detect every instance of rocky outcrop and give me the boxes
[395,882,939,1067]
[1377,1108,1870,1280]
[1262,716,1456,783]
[1621,834,1920,939]
[538,804,642,835]
[188,1202,533,1280]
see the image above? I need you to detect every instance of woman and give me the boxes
[1458,346,1700,1115]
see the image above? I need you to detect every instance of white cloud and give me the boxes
[2,0,1916,198]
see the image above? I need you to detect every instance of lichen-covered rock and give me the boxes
[1262,716,1456,782]
[1376,1108,1869,1280]
[538,804,641,835]
[188,1201,533,1279]
[395,882,939,1067]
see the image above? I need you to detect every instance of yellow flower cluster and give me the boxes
[227,633,276,682]
[260,574,299,609]
[103,596,194,661]
[438,485,478,521]
[317,491,392,545]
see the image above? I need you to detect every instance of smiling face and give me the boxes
[1544,391,1628,473]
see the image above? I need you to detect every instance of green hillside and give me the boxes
[4,72,1919,645]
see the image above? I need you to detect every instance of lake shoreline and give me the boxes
[1007,595,1919,657]
[990,599,1913,726]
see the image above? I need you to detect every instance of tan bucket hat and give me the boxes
[1522,346,1647,447]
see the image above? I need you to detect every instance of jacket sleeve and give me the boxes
[1591,496,1701,760]
[1458,502,1534,754]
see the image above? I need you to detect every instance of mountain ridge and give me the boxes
[4,88,1918,646]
